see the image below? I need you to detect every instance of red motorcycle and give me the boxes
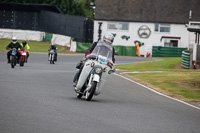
[19,48,27,67]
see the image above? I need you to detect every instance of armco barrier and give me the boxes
[152,46,187,57]
[181,50,190,69]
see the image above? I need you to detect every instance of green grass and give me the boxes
[116,57,182,71]
[116,58,200,101]
[0,39,71,53]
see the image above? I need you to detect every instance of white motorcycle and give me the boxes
[73,41,115,101]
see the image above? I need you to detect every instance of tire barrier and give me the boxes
[181,50,190,69]
[152,46,187,57]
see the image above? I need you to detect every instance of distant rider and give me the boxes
[48,43,57,61]
[73,33,115,86]
[6,37,22,63]
[20,40,30,62]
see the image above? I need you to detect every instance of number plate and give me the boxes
[50,50,54,54]
[12,51,16,55]
[98,55,107,63]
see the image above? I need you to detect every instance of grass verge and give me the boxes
[0,39,73,53]
[116,57,200,104]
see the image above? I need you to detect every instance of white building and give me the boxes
[93,0,200,56]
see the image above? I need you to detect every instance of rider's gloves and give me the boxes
[6,47,10,50]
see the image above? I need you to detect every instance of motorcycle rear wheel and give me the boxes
[85,81,97,101]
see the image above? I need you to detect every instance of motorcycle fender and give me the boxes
[93,74,100,82]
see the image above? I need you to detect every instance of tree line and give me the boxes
[1,0,94,20]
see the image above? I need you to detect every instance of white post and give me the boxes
[193,43,197,61]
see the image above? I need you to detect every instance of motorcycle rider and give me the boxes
[85,33,115,63]
[73,33,115,86]
[6,37,22,63]
[48,42,57,61]
[20,40,30,62]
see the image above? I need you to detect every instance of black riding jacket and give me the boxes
[49,45,57,52]
[6,42,22,50]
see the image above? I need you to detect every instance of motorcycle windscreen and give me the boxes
[89,40,113,63]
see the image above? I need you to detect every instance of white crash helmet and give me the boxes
[12,37,17,44]
[103,33,114,44]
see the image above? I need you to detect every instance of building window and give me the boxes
[164,40,178,47]
[155,23,170,32]
[107,22,129,31]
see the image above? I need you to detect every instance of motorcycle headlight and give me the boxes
[95,67,102,73]
[22,53,26,56]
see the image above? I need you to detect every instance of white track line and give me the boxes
[114,73,200,110]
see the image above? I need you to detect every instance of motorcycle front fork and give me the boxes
[85,74,93,92]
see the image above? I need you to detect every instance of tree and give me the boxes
[0,0,94,19]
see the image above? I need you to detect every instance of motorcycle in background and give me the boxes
[10,48,17,68]
[49,49,55,64]
[18,48,27,67]
[73,41,115,101]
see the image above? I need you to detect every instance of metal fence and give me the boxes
[0,3,93,43]
[0,10,40,30]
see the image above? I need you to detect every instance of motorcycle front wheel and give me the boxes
[11,56,15,68]
[85,81,97,101]
[50,55,55,64]
[19,58,24,66]
[50,58,52,64]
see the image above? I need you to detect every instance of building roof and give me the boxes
[94,0,200,24]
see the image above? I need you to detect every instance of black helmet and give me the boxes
[22,40,27,45]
